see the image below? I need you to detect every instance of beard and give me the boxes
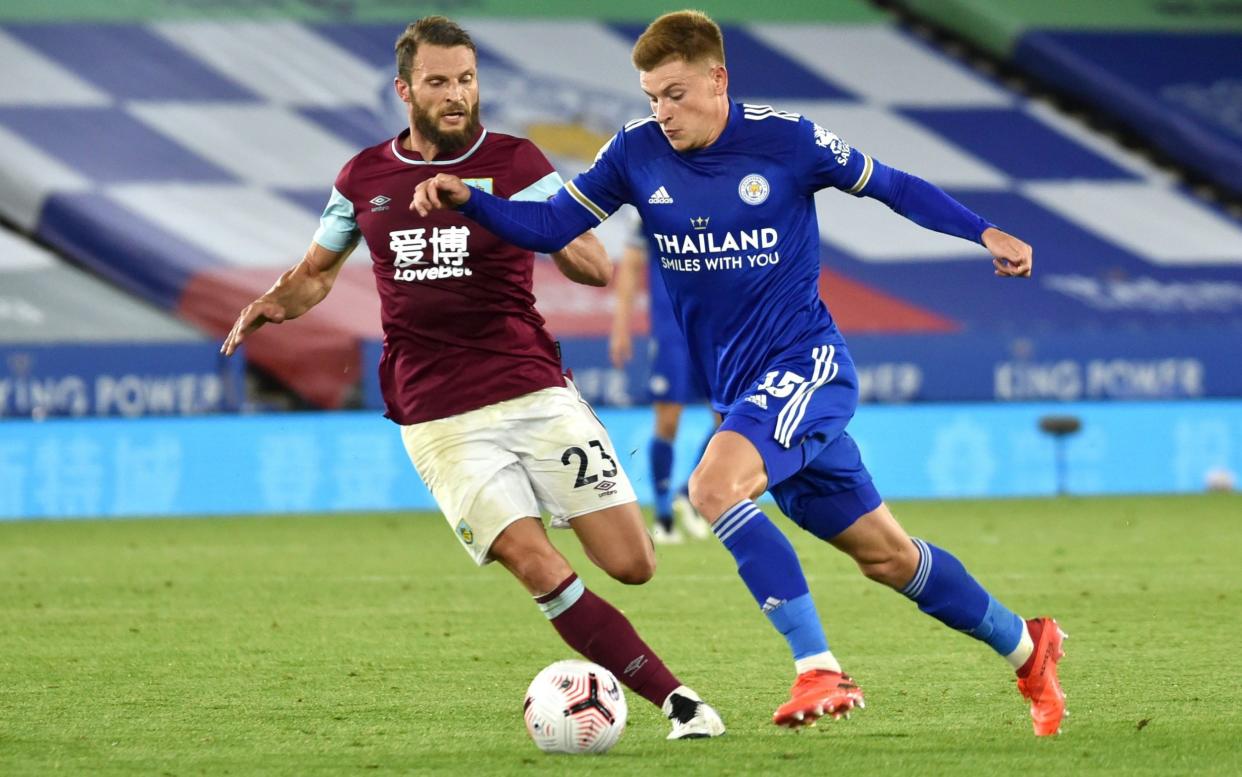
[411,99,481,155]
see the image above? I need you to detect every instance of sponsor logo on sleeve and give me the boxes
[813,124,851,165]
[461,177,494,194]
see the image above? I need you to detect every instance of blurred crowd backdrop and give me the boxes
[1,0,1240,516]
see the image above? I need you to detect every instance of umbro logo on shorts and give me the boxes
[648,186,674,204]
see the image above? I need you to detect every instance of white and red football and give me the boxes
[523,660,627,754]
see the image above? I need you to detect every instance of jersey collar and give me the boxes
[390,126,488,166]
[683,101,743,155]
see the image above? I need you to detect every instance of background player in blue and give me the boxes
[413,10,1066,736]
[610,225,714,544]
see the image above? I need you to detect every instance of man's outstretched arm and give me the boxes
[412,173,598,254]
[862,162,1032,277]
[220,238,356,356]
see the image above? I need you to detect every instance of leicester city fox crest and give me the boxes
[813,123,851,165]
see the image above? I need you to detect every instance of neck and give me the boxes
[403,126,441,161]
[696,96,732,150]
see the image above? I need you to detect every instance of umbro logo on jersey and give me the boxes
[648,186,674,204]
[745,394,768,410]
[370,195,391,212]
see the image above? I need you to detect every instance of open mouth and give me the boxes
[441,108,467,124]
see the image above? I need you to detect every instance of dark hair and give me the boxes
[632,10,725,71]
[395,16,477,83]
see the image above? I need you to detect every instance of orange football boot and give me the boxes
[772,669,865,728]
[1016,617,1067,736]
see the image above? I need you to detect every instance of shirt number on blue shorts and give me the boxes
[758,370,806,399]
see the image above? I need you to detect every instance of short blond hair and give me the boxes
[631,10,725,71]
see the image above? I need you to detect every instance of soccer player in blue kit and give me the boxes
[413,11,1066,736]
[610,227,714,544]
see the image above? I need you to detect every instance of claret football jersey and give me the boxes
[315,127,566,424]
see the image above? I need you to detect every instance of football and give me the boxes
[522,660,627,754]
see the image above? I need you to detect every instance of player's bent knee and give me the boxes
[854,545,919,589]
[604,537,657,585]
[687,469,753,522]
[502,554,571,594]
[490,525,572,594]
[607,553,656,585]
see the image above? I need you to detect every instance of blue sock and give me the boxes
[901,538,1025,656]
[714,500,829,660]
[649,436,674,530]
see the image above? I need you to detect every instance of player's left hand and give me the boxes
[411,174,471,216]
[608,330,633,368]
[982,227,1032,278]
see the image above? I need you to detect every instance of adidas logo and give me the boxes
[761,596,786,614]
[648,186,674,204]
[745,394,768,410]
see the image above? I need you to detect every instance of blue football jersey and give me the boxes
[645,241,680,341]
[565,102,876,410]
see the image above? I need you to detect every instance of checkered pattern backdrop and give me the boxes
[3,20,1241,407]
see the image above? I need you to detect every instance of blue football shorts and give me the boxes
[717,341,881,540]
[646,327,709,405]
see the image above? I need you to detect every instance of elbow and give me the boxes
[528,237,569,254]
[546,234,576,254]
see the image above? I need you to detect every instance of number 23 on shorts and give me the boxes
[561,440,619,488]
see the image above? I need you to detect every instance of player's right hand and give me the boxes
[411,173,472,216]
[609,331,633,369]
[220,299,286,356]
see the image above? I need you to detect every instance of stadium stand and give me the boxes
[1,16,1240,410]
[889,0,1242,200]
[0,227,242,417]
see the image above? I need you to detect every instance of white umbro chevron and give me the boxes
[648,186,674,204]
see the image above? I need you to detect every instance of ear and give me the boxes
[711,64,728,95]
[394,77,411,104]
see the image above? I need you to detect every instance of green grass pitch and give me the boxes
[3,494,1241,775]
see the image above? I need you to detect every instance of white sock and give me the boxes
[1005,623,1035,671]
[795,651,842,675]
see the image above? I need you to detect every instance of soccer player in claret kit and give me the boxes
[413,10,1067,736]
[221,16,724,741]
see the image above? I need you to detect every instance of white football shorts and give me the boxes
[400,380,637,565]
